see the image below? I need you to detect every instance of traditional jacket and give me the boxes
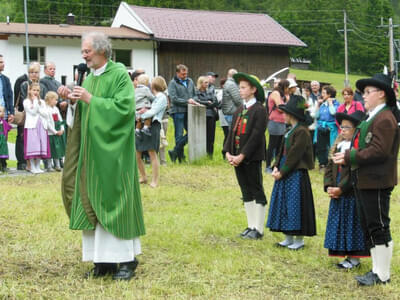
[62,60,145,239]
[274,124,314,178]
[223,102,267,161]
[324,140,352,195]
[344,107,400,189]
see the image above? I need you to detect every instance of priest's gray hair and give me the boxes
[82,32,112,59]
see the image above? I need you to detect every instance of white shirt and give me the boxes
[244,98,256,109]
[367,103,386,121]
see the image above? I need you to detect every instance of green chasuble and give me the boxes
[61,60,145,239]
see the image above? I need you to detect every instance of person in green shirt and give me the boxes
[59,32,145,281]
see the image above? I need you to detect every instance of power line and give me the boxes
[347,17,386,39]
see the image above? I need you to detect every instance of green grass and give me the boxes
[1,118,400,299]
[1,69,398,298]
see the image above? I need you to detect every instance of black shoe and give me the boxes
[84,263,118,279]
[168,150,177,163]
[356,271,390,286]
[141,127,152,137]
[17,163,26,171]
[112,259,139,281]
[243,229,263,240]
[238,227,252,238]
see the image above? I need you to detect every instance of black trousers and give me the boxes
[15,125,26,166]
[316,129,330,166]
[206,116,216,156]
[266,134,283,167]
[355,188,393,248]
[234,160,267,205]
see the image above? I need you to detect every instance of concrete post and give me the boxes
[188,104,207,162]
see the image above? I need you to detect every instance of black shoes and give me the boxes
[241,228,263,240]
[112,260,139,281]
[238,227,252,237]
[85,260,139,281]
[84,263,118,279]
[141,127,152,136]
[356,271,390,286]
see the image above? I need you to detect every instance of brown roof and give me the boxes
[130,5,306,47]
[0,23,151,40]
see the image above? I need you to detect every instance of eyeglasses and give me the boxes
[363,89,380,96]
[340,125,354,130]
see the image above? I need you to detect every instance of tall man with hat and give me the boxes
[223,72,268,240]
[333,73,400,286]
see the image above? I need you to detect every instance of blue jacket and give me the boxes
[0,74,14,115]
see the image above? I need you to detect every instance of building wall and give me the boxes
[158,42,290,86]
[0,35,154,88]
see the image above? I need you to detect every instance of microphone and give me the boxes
[76,63,88,86]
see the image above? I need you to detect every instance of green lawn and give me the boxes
[2,69,398,299]
[1,119,400,299]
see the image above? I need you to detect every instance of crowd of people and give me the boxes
[0,32,399,286]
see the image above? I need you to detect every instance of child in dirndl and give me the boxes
[324,110,369,269]
[23,82,50,174]
[44,91,65,171]
[267,95,316,250]
[0,106,11,172]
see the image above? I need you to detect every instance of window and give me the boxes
[23,46,46,64]
[112,49,131,68]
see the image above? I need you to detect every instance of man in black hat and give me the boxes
[333,73,400,286]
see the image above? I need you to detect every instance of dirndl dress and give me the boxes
[49,114,65,159]
[324,172,369,257]
[0,122,9,158]
[24,118,51,159]
[267,155,316,236]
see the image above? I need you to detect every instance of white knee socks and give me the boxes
[244,201,256,230]
[374,241,393,282]
[255,203,266,235]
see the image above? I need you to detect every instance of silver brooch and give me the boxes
[365,132,373,144]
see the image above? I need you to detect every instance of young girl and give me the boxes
[267,95,316,250]
[23,83,50,174]
[44,91,65,172]
[223,73,267,240]
[0,106,11,173]
[324,110,369,269]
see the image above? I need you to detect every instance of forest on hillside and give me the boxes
[0,0,398,75]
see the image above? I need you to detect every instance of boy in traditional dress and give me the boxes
[223,73,267,240]
[333,73,400,285]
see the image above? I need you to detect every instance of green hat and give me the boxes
[233,72,265,103]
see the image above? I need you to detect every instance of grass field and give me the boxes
[2,69,399,299]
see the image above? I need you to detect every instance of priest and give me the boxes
[59,31,145,281]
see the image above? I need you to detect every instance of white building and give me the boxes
[0,22,154,86]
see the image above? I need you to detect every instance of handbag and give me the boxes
[12,94,25,126]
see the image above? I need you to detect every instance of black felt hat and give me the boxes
[278,95,307,121]
[336,110,366,127]
[356,73,396,106]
